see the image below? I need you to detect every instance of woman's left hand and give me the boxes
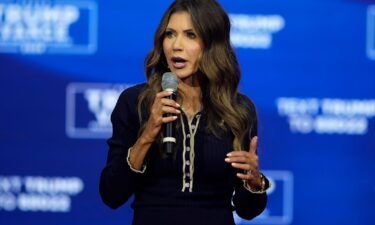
[225,136,263,189]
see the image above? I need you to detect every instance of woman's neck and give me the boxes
[177,76,203,120]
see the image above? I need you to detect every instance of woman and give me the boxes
[100,0,270,224]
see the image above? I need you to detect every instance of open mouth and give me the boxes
[171,56,187,68]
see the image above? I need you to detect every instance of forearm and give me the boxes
[128,130,155,170]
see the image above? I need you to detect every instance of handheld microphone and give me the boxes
[161,72,179,155]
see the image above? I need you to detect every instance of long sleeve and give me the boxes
[99,86,142,209]
[232,93,267,220]
[232,177,267,220]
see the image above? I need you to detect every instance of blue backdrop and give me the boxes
[1,0,374,224]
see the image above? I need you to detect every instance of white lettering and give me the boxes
[276,97,375,135]
[0,176,22,192]
[0,193,17,211]
[230,14,285,32]
[0,4,79,42]
[231,33,271,49]
[85,89,120,129]
[0,175,83,213]
[322,99,375,117]
[314,116,367,135]
[0,3,81,54]
[277,98,319,116]
[288,116,314,133]
[5,4,21,24]
[230,14,285,49]
[18,194,70,212]
[24,177,84,195]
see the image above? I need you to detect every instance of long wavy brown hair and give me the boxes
[138,0,256,150]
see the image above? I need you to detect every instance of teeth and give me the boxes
[173,61,186,68]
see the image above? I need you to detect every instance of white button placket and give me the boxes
[180,112,201,192]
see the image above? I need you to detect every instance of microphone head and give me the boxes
[161,72,179,92]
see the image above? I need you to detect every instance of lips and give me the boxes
[171,56,187,69]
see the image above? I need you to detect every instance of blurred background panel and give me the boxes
[0,0,374,224]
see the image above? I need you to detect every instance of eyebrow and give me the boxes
[165,28,196,33]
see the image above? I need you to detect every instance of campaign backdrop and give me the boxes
[1,0,374,224]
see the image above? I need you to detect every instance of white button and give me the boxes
[186,160,190,165]
[185,183,190,187]
[186,146,190,152]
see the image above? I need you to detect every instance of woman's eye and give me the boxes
[165,31,174,38]
[187,32,197,39]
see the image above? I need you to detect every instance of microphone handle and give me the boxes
[163,92,177,155]
[164,141,174,155]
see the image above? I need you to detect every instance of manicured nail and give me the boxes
[226,153,232,157]
[176,109,181,113]
[176,103,181,107]
[224,158,230,162]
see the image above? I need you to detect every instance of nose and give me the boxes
[172,35,183,51]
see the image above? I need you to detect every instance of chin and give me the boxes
[174,69,199,79]
[174,71,192,79]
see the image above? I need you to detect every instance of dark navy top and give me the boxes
[99,83,267,225]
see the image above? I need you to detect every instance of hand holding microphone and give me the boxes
[161,72,179,155]
[141,72,180,155]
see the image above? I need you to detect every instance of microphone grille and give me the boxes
[161,72,179,92]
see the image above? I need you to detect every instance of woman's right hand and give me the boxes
[140,91,181,144]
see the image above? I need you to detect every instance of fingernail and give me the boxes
[173,116,177,119]
[224,158,230,162]
[176,103,181,107]
[176,109,181,113]
[226,153,232,157]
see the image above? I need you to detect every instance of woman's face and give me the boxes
[163,11,203,81]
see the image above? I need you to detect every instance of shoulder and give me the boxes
[113,83,147,116]
[115,83,148,109]
[119,83,147,101]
